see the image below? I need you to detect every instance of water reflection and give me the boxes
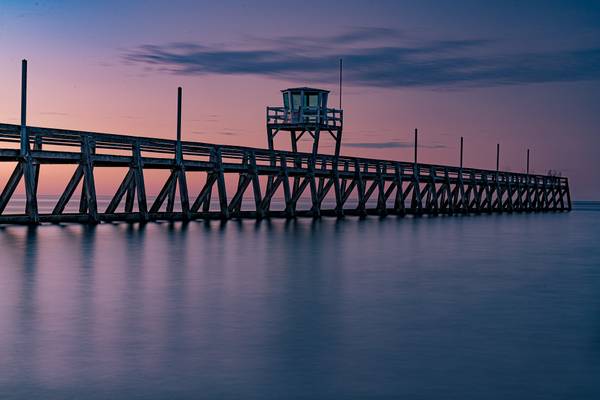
[0,208,599,399]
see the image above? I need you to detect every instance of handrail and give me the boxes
[0,122,568,184]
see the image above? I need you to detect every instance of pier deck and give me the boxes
[0,122,571,225]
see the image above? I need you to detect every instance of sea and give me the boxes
[0,201,599,399]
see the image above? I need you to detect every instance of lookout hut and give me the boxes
[266,87,343,157]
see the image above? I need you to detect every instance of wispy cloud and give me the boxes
[344,141,447,149]
[191,128,243,136]
[39,111,68,116]
[123,27,600,88]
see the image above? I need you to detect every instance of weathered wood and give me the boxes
[23,156,39,223]
[125,178,136,213]
[81,136,98,222]
[178,167,190,220]
[150,170,177,213]
[0,163,24,214]
[214,148,229,219]
[248,152,263,218]
[132,142,148,221]
[105,169,135,214]
[308,158,320,217]
[191,173,216,213]
[228,175,251,215]
[53,166,83,215]
[394,164,405,215]
[0,120,572,225]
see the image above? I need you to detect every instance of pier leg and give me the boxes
[133,143,148,221]
[81,136,98,223]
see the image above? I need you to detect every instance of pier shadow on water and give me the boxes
[1,204,600,399]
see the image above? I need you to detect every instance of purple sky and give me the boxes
[1,0,599,198]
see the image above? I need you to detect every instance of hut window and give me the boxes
[283,93,290,109]
[292,93,302,110]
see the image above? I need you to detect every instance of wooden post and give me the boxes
[311,128,321,159]
[496,143,500,172]
[176,86,182,163]
[460,136,463,168]
[334,127,343,159]
[339,58,343,109]
[20,59,38,223]
[414,128,418,164]
[20,60,29,156]
[214,148,229,219]
[133,142,148,221]
[81,136,98,223]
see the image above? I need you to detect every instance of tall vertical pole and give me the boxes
[526,148,530,174]
[20,59,29,156]
[339,58,343,109]
[176,86,182,163]
[414,128,418,164]
[496,143,500,172]
[20,59,38,222]
[460,136,463,168]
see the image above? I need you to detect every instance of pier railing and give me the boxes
[267,106,343,127]
[0,122,571,225]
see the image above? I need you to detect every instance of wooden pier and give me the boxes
[0,61,571,225]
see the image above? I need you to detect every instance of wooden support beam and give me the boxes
[280,155,293,218]
[411,165,422,214]
[52,165,83,215]
[0,163,24,214]
[214,148,229,219]
[228,175,251,215]
[191,173,216,213]
[177,166,190,221]
[249,152,263,218]
[333,160,343,217]
[105,169,135,214]
[150,170,177,213]
[133,142,148,221]
[376,163,387,215]
[444,168,453,214]
[308,158,320,217]
[125,177,136,213]
[81,136,98,222]
[260,175,283,213]
[166,171,177,213]
[394,164,405,215]
[354,160,366,216]
[428,166,439,214]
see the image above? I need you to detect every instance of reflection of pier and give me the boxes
[0,61,571,225]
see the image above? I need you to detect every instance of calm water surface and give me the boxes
[1,204,599,399]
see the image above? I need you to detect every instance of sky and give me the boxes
[1,0,599,199]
